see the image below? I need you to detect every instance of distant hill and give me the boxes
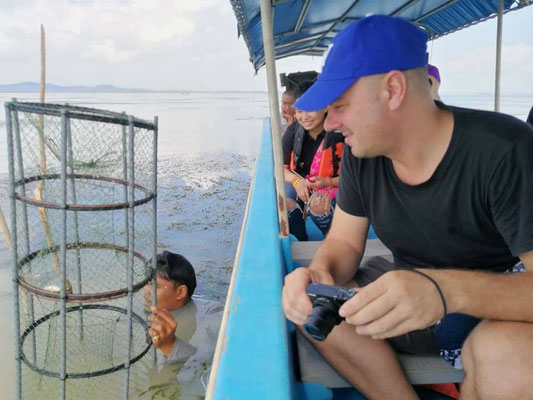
[0,82,181,93]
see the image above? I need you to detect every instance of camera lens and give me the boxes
[303,298,343,342]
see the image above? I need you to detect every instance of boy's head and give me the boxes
[281,89,296,120]
[145,251,197,310]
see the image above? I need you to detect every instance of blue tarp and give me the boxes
[230,0,530,71]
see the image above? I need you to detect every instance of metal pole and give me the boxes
[151,117,158,366]
[259,0,290,238]
[6,103,22,400]
[122,112,130,251]
[66,115,84,341]
[494,0,503,112]
[12,104,37,363]
[59,109,68,400]
[123,115,135,400]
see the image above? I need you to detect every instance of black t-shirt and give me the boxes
[337,105,533,272]
[282,122,326,177]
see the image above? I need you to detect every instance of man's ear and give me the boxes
[175,284,188,300]
[382,70,407,111]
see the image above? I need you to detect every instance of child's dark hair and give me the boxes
[283,88,296,98]
[156,251,196,298]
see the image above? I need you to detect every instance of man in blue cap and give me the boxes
[282,15,533,399]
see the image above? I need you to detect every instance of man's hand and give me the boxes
[148,306,178,356]
[294,179,311,202]
[339,270,445,339]
[282,267,335,325]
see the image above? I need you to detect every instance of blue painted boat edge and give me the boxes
[211,118,296,399]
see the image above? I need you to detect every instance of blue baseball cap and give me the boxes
[295,15,428,111]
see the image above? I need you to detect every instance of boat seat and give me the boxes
[290,239,465,386]
[291,239,394,266]
[296,331,464,386]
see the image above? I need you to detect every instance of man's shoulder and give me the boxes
[451,105,533,147]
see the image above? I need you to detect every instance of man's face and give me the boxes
[281,92,296,117]
[324,76,388,158]
[144,276,181,311]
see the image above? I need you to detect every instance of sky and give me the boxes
[0,0,532,94]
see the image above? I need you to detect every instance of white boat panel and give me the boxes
[291,238,393,266]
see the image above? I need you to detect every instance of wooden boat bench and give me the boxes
[290,239,465,386]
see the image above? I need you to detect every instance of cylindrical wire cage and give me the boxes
[4,100,158,400]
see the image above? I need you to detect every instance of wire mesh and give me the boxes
[19,292,154,399]
[5,100,158,399]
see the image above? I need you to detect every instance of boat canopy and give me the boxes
[231,0,530,71]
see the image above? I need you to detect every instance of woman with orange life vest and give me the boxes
[282,82,344,241]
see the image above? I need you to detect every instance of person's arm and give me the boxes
[426,252,533,322]
[340,257,533,340]
[160,337,197,365]
[284,166,311,203]
[283,166,301,184]
[282,206,370,325]
[282,124,309,198]
[309,206,369,283]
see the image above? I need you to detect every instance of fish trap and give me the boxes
[4,101,158,399]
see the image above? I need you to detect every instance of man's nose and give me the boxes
[324,111,341,131]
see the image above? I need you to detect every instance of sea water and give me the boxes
[0,91,532,398]
[0,91,267,399]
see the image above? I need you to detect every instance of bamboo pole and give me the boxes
[0,210,12,251]
[34,24,72,293]
[259,0,289,238]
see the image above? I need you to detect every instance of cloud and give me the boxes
[0,0,531,92]
[139,21,194,46]
[434,42,533,94]
[426,6,533,95]
[84,39,138,63]
[0,0,225,86]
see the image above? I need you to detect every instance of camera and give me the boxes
[303,283,356,342]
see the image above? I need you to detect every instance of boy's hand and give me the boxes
[282,112,294,126]
[148,306,178,356]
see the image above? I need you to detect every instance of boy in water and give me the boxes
[144,251,223,397]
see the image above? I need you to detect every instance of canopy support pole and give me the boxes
[494,0,503,112]
[260,0,289,238]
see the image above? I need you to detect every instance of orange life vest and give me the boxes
[289,124,344,177]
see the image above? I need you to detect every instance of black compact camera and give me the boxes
[304,283,356,342]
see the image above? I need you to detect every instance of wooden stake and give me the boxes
[0,209,12,251]
[35,24,72,293]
